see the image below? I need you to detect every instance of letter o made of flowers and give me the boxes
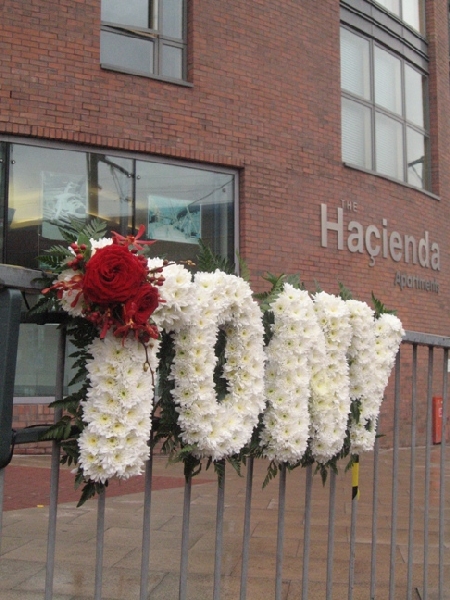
[170,271,266,461]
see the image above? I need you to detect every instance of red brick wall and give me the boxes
[12,404,54,455]
[2,0,450,451]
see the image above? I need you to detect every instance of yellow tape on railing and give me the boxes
[351,458,360,500]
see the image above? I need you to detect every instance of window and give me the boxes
[340,27,430,190]
[100,0,187,82]
[1,140,237,400]
[3,142,236,269]
[375,0,424,33]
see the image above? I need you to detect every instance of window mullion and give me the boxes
[370,38,376,173]
[401,62,407,183]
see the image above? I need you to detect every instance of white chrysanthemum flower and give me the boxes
[170,272,265,461]
[151,260,196,331]
[78,332,159,483]
[347,304,404,454]
[89,237,113,255]
[309,292,352,463]
[260,285,316,464]
[54,269,85,316]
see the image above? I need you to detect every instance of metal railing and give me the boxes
[0,265,448,599]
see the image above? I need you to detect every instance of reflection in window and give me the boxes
[340,27,430,190]
[136,161,235,264]
[100,0,186,81]
[0,143,5,261]
[6,146,133,268]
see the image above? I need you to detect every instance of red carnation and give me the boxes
[83,244,147,305]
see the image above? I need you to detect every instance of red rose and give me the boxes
[83,244,147,305]
[123,283,160,325]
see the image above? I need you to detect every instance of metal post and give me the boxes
[179,476,192,600]
[388,351,401,599]
[326,470,336,600]
[438,348,448,598]
[94,489,106,600]
[348,472,358,600]
[0,288,22,469]
[44,325,66,600]
[302,464,313,600]
[406,344,418,599]
[213,464,226,600]
[423,347,434,600]
[239,456,254,600]
[139,437,153,600]
[370,434,380,599]
[275,464,286,600]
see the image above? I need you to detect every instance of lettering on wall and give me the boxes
[320,203,440,293]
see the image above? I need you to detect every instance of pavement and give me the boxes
[0,446,449,599]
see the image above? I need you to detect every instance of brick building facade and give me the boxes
[1,0,449,451]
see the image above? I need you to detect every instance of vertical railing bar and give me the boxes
[348,470,358,600]
[423,346,434,600]
[388,351,401,599]
[94,489,106,600]
[44,325,66,600]
[438,348,448,599]
[325,470,336,600]
[406,344,418,599]
[139,434,153,600]
[0,468,5,554]
[213,462,226,600]
[370,434,380,599]
[301,464,313,600]
[178,476,192,600]
[275,464,287,600]
[239,456,254,600]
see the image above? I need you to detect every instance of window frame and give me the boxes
[100,0,189,84]
[340,24,430,191]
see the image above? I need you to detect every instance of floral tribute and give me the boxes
[37,221,165,499]
[34,220,404,505]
